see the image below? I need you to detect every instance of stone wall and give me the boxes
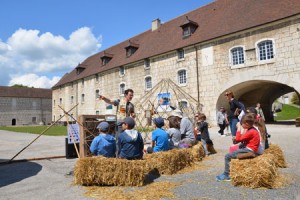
[52,15,300,124]
[0,97,52,126]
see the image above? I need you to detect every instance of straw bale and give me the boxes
[186,142,206,161]
[145,148,192,175]
[85,181,181,200]
[74,156,151,186]
[230,154,278,188]
[264,144,287,168]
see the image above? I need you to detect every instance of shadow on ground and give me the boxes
[0,160,42,188]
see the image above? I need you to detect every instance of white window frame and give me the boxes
[229,46,245,66]
[119,66,125,76]
[96,110,100,115]
[70,96,74,104]
[144,76,152,90]
[177,49,185,60]
[144,58,150,69]
[256,39,275,63]
[177,69,187,86]
[81,94,85,103]
[95,74,99,82]
[59,98,62,105]
[178,99,189,109]
[95,89,100,99]
[119,82,126,96]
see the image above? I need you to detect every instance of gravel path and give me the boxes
[0,124,299,200]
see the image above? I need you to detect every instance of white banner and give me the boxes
[67,123,80,144]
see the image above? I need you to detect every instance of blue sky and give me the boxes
[0,0,213,88]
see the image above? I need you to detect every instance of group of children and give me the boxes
[90,104,269,183]
[89,109,216,159]
[90,117,144,160]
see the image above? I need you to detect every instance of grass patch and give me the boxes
[0,125,67,136]
[274,104,300,121]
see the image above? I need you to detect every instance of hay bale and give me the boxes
[230,154,278,188]
[187,142,206,161]
[264,144,287,168]
[145,148,192,175]
[74,156,150,186]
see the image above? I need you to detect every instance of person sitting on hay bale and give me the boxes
[90,121,116,157]
[171,109,196,147]
[166,116,181,149]
[196,113,216,156]
[229,107,266,155]
[117,117,144,160]
[216,113,260,182]
[147,117,169,153]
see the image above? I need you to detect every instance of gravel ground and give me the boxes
[0,124,299,200]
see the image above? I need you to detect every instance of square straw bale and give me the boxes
[144,148,192,175]
[74,156,151,186]
[230,153,278,188]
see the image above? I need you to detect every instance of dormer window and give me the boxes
[75,63,86,75]
[180,16,198,38]
[100,51,113,65]
[125,40,139,57]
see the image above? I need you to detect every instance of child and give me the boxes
[117,117,144,160]
[90,121,116,157]
[216,113,260,181]
[148,117,169,153]
[197,113,213,156]
[167,116,181,148]
[246,107,267,155]
[216,107,227,136]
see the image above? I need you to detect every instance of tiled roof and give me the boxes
[53,0,300,88]
[0,86,52,98]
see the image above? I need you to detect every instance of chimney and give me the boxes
[152,18,161,31]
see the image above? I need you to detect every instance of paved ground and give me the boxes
[0,124,299,200]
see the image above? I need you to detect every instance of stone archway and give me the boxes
[216,80,298,122]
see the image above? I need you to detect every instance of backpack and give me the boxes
[237,101,246,112]
[234,100,246,117]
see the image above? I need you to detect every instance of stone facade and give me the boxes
[52,8,300,124]
[0,95,52,126]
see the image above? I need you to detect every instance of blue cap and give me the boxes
[97,121,110,132]
[153,117,164,128]
[123,117,135,129]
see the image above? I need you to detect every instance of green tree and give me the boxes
[11,84,30,88]
[290,92,300,105]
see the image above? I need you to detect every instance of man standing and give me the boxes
[224,90,242,137]
[99,89,135,118]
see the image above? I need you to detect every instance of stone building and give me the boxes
[0,86,52,126]
[52,0,300,124]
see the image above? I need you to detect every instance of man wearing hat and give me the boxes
[171,109,196,146]
[90,121,116,157]
[149,117,169,153]
[117,117,144,160]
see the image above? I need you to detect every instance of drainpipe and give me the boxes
[194,45,200,111]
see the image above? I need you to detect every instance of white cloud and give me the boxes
[0,27,102,88]
[9,74,61,89]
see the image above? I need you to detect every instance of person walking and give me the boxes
[216,107,227,136]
